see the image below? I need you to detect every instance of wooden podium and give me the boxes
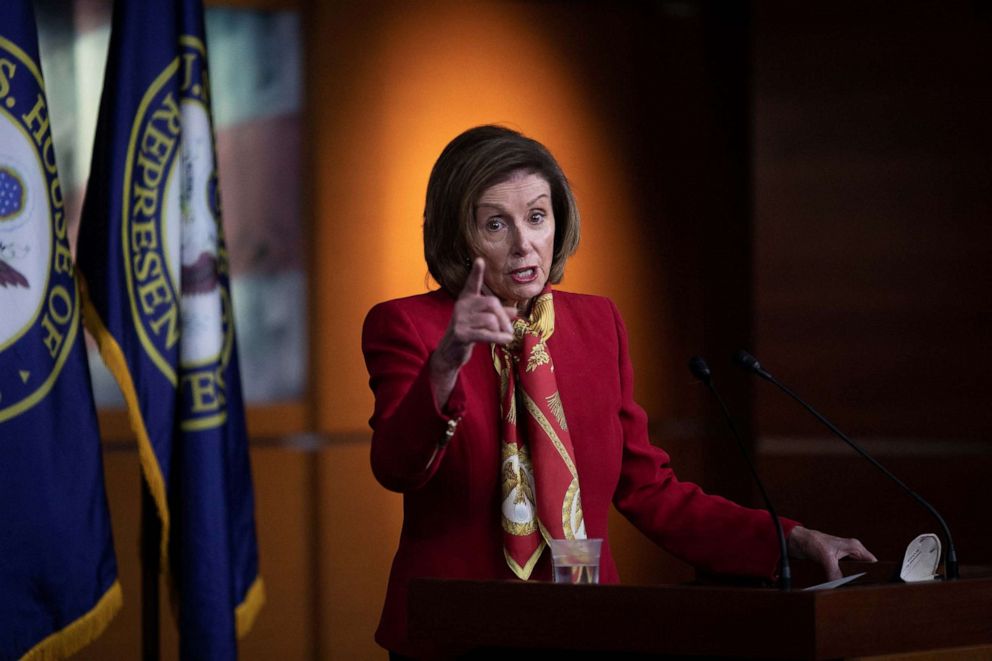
[408,571,992,658]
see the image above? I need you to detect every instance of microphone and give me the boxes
[734,349,959,580]
[689,356,792,590]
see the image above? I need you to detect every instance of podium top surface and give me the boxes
[409,574,992,659]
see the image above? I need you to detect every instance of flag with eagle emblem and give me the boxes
[75,0,263,656]
[0,1,121,658]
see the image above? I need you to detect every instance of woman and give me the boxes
[362,125,874,658]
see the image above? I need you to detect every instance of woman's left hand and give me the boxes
[787,526,877,581]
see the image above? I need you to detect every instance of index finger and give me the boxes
[462,257,485,296]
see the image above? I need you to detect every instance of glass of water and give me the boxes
[549,538,602,584]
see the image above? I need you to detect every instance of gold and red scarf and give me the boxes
[493,288,586,580]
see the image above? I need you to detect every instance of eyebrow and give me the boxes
[475,193,550,211]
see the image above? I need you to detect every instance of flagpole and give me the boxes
[141,481,160,661]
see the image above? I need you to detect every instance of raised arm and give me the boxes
[363,259,515,492]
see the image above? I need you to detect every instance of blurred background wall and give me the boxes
[72,0,990,658]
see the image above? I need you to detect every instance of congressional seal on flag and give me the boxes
[0,46,72,400]
[0,3,120,657]
[76,1,263,656]
[121,37,236,431]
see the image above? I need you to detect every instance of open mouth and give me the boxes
[509,267,538,283]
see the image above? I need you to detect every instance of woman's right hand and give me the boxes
[429,258,516,407]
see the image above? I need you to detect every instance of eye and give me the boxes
[528,211,546,224]
[484,217,505,232]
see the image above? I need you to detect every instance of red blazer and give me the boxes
[362,288,796,657]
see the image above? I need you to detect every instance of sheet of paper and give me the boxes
[802,572,866,591]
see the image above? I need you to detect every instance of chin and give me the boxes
[493,278,547,309]
[512,284,545,307]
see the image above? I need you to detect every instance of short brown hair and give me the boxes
[423,125,580,295]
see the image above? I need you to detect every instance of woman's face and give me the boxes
[471,170,555,313]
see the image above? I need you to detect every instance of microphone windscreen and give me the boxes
[688,356,712,383]
[734,349,761,373]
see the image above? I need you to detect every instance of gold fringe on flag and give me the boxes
[78,274,171,574]
[19,582,123,661]
[235,577,267,639]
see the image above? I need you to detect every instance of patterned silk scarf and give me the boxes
[493,287,586,580]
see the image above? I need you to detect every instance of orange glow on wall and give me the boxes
[310,1,659,433]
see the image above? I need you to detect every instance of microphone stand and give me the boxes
[690,356,792,590]
[734,350,959,580]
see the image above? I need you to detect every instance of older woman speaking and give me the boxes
[362,125,874,658]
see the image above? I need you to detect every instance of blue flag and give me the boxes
[0,2,121,659]
[76,0,264,657]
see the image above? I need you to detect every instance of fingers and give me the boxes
[434,258,517,384]
[457,296,514,343]
[788,527,877,582]
[478,284,520,331]
[824,538,875,581]
[839,538,877,563]
[488,300,516,337]
[456,258,515,341]
[462,257,485,296]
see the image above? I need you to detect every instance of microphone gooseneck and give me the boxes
[734,349,959,580]
[689,356,792,590]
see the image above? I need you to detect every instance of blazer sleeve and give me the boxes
[362,300,467,493]
[607,300,798,579]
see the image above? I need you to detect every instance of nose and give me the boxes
[509,221,531,256]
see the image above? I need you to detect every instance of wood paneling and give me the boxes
[757,445,992,567]
[98,402,309,442]
[753,0,992,439]
[74,446,316,660]
[315,440,400,659]
[750,0,992,577]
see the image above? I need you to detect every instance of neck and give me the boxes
[513,298,533,317]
